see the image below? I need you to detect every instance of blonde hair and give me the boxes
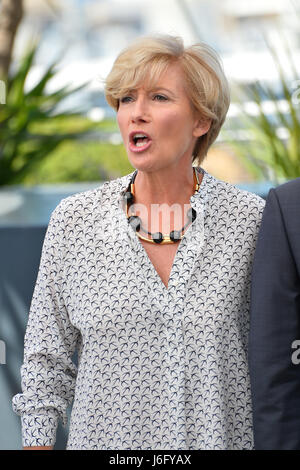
[104,34,230,164]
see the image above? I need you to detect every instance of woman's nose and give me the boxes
[130,97,149,122]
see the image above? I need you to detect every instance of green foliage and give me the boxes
[227,38,300,183]
[21,139,134,185]
[0,43,100,186]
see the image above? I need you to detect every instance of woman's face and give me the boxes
[116,61,209,172]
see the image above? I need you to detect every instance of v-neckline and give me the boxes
[134,228,187,295]
[116,168,207,297]
[138,238,181,290]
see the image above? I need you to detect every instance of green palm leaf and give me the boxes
[0,43,99,185]
[226,34,300,181]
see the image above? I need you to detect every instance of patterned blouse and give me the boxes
[12,167,265,450]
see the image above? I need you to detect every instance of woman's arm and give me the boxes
[12,201,80,449]
[249,188,300,449]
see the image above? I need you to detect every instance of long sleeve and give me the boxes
[12,201,80,447]
[249,188,300,449]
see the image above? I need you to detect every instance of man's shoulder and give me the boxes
[272,177,300,204]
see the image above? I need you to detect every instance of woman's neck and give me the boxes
[133,165,198,207]
[128,166,203,235]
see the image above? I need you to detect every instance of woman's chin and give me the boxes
[127,152,156,171]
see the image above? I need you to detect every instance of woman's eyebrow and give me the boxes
[150,86,176,96]
[123,86,177,97]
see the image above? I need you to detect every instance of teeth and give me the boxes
[136,141,147,147]
[132,132,149,147]
[134,133,147,138]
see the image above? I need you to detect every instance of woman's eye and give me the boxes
[120,96,132,103]
[153,94,167,101]
[119,94,167,104]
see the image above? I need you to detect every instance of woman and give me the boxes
[12,34,265,450]
[249,178,300,449]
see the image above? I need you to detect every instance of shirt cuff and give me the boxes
[21,411,59,447]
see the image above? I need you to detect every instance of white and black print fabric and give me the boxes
[12,168,265,450]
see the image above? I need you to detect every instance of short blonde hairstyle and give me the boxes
[104,34,230,164]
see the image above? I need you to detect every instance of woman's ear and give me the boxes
[193,118,212,138]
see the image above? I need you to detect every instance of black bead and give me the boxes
[187,207,197,222]
[170,230,181,242]
[152,232,164,243]
[123,191,134,203]
[128,215,141,232]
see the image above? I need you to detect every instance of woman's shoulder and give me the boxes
[201,170,266,215]
[51,172,135,220]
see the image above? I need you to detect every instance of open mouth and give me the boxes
[133,134,149,147]
[129,132,152,152]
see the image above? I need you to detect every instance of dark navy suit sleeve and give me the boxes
[249,187,300,449]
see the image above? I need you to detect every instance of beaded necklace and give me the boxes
[123,167,201,244]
